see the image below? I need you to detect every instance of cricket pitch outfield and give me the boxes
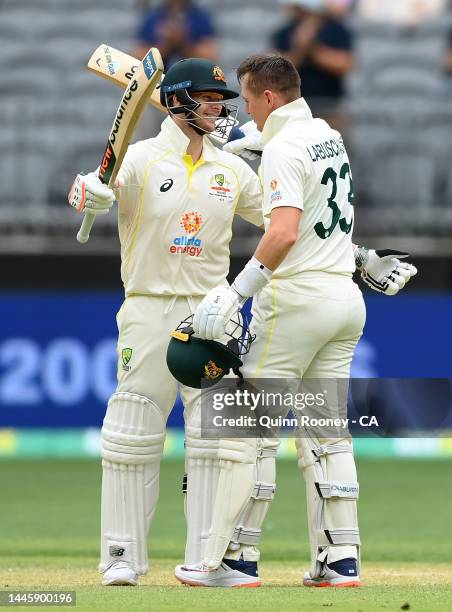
[1,458,451,611]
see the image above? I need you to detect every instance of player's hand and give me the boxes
[68,172,115,215]
[355,247,417,296]
[193,286,240,340]
[223,121,263,160]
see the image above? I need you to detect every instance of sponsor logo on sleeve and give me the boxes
[269,178,283,203]
[270,190,283,203]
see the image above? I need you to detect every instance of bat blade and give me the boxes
[77,47,164,244]
[87,43,166,113]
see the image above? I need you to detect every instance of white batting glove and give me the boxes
[223,121,263,160]
[68,172,115,215]
[193,286,241,340]
[355,246,417,296]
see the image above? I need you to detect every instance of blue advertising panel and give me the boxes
[0,291,451,428]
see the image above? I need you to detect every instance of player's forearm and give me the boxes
[253,226,297,271]
[229,226,296,303]
[309,45,354,77]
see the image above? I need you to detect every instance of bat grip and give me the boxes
[77,212,96,244]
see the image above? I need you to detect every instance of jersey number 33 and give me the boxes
[314,162,354,240]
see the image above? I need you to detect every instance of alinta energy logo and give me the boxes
[180,212,203,234]
[169,212,204,257]
[270,178,282,204]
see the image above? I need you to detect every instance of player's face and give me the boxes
[241,74,273,132]
[191,92,224,133]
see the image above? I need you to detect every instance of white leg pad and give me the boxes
[202,438,257,569]
[99,392,165,576]
[183,433,220,564]
[296,435,360,578]
[225,443,277,562]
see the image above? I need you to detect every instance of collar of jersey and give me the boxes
[261,97,313,146]
[159,116,218,161]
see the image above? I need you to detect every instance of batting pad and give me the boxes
[183,397,221,563]
[296,436,360,578]
[99,392,165,576]
[184,455,220,564]
[202,438,257,569]
[226,443,277,562]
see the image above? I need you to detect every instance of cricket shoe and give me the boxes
[174,558,261,587]
[102,561,138,586]
[303,558,360,587]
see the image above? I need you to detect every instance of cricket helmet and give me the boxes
[159,58,239,141]
[160,58,239,106]
[166,313,254,389]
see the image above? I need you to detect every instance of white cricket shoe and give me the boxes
[174,558,261,588]
[102,561,139,586]
[303,557,360,587]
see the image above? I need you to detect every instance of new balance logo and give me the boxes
[109,545,125,557]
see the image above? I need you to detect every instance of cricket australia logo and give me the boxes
[122,347,133,372]
[212,66,226,82]
[204,360,223,380]
[209,174,233,202]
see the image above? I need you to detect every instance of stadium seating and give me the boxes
[0,1,451,248]
[346,17,451,232]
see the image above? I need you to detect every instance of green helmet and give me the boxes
[160,58,239,107]
[166,314,254,389]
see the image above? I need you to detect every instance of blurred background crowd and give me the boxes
[1,0,452,459]
[1,0,452,262]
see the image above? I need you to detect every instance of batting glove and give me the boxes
[355,246,417,296]
[223,121,263,160]
[193,286,241,340]
[68,172,115,215]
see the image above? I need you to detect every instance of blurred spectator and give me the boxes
[446,31,452,68]
[133,0,218,67]
[271,0,354,125]
[357,0,445,26]
[443,26,452,92]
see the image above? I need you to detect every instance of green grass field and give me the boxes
[1,458,452,611]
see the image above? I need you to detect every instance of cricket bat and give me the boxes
[76,47,164,244]
[87,44,166,113]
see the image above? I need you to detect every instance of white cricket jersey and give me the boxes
[115,117,263,296]
[260,98,356,279]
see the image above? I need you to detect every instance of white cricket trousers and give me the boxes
[233,273,366,573]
